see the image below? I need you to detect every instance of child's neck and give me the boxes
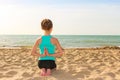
[44,31,51,36]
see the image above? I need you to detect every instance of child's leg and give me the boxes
[40,68,46,76]
[45,69,51,76]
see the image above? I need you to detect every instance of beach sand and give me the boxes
[0,47,120,80]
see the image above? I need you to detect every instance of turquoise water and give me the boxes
[0,35,120,48]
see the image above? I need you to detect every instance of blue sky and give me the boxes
[0,0,120,35]
[1,0,120,5]
[1,0,119,4]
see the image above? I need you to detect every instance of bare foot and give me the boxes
[45,69,51,76]
[40,68,46,76]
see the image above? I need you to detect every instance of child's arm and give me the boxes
[46,38,64,57]
[31,38,45,57]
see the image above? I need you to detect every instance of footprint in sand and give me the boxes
[0,68,8,72]
[28,77,40,80]
[15,79,23,80]
[95,77,104,80]
[105,72,116,79]
[74,70,91,79]
[22,72,33,78]
[5,71,17,77]
[0,73,4,78]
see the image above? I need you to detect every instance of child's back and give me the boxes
[39,35,56,60]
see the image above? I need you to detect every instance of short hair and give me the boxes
[41,19,53,30]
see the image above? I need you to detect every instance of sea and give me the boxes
[0,35,120,48]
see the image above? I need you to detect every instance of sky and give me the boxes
[0,0,120,35]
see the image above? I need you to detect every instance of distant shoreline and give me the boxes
[0,46,120,50]
[0,35,120,48]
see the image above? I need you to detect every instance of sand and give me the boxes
[0,46,120,80]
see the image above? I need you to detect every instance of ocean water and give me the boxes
[0,35,120,48]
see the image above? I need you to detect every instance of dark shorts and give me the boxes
[38,60,56,69]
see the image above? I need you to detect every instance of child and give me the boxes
[31,19,63,76]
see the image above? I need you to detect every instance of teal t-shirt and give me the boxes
[38,35,56,60]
